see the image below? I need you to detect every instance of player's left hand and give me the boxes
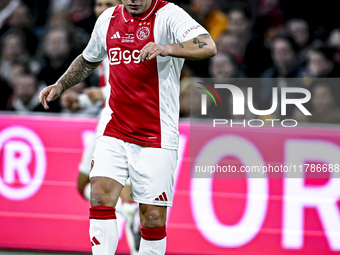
[140,42,169,62]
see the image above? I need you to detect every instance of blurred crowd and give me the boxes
[1,0,340,124]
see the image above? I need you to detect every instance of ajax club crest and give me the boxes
[136,26,150,40]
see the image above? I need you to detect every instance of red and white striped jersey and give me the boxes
[83,0,208,149]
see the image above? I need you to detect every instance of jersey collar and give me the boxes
[122,0,160,22]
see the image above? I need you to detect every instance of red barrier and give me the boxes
[0,114,340,254]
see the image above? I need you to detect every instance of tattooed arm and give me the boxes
[140,34,217,62]
[39,54,101,109]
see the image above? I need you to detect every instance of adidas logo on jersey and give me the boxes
[155,192,168,202]
[111,31,121,39]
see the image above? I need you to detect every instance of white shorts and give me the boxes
[90,136,178,207]
[79,135,132,186]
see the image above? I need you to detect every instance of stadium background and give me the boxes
[1,0,340,254]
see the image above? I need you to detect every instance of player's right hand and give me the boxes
[39,83,63,110]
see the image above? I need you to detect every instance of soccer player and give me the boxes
[39,0,216,254]
[63,0,141,254]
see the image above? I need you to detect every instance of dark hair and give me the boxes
[0,29,27,56]
[227,3,252,20]
[45,28,73,47]
[270,34,300,54]
[16,72,39,88]
[210,52,239,72]
[11,59,32,75]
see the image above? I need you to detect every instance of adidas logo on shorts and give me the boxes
[155,192,168,201]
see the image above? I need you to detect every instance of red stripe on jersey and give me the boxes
[162,192,168,201]
[159,195,164,201]
[103,2,169,148]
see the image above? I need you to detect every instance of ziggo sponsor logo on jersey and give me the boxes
[108,47,140,65]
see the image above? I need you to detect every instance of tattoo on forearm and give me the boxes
[199,34,211,39]
[178,43,184,48]
[193,38,208,48]
[58,55,101,92]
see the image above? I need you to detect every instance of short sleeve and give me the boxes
[166,4,209,43]
[83,9,114,62]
